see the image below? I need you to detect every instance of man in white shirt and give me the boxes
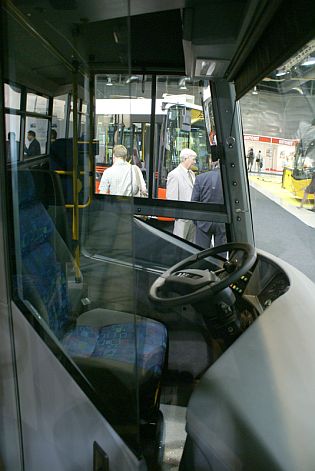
[166,148,197,242]
[99,145,139,196]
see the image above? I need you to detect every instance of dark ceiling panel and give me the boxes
[130,10,185,71]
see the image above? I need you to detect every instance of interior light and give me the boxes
[291,87,304,95]
[126,75,140,84]
[106,77,113,86]
[179,77,189,90]
[275,69,287,76]
[113,31,119,44]
[252,86,258,95]
[302,56,315,66]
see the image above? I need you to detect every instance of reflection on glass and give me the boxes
[4,83,21,109]
[5,113,21,162]
[24,117,48,156]
[52,95,68,139]
[26,93,49,114]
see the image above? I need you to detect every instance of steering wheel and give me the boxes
[149,242,256,307]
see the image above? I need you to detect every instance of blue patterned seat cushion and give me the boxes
[17,170,167,383]
[62,320,167,375]
[19,195,71,338]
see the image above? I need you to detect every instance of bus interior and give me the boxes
[1,1,315,470]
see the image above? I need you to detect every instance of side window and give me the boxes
[52,95,68,139]
[4,83,21,109]
[24,92,49,158]
[24,117,48,157]
[5,113,21,162]
[240,38,315,280]
[26,93,49,115]
[4,83,21,162]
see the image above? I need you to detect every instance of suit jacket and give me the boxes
[166,164,196,241]
[191,168,223,232]
[166,164,195,202]
[25,138,41,157]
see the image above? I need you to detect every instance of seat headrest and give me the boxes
[17,169,38,206]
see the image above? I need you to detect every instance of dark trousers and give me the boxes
[195,223,227,249]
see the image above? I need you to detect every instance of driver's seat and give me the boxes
[15,169,167,451]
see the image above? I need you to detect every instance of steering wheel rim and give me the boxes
[149,242,256,307]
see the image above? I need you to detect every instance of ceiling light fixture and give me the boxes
[113,31,119,44]
[275,69,288,77]
[106,77,113,86]
[291,87,304,95]
[252,86,258,95]
[126,75,139,84]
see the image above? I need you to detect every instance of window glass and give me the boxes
[240,38,315,281]
[24,117,48,156]
[26,93,49,115]
[68,98,81,139]
[4,83,21,109]
[154,77,222,206]
[4,2,141,457]
[5,113,21,162]
[95,74,151,197]
[52,95,68,139]
[79,111,88,139]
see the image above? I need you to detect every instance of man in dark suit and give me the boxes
[25,130,41,157]
[191,156,226,249]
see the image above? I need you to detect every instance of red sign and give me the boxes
[244,134,297,146]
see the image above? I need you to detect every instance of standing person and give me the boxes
[166,148,197,242]
[300,168,315,210]
[6,132,19,161]
[24,130,41,156]
[297,118,315,165]
[50,129,57,143]
[191,155,226,248]
[247,147,255,172]
[256,150,263,174]
[99,144,139,196]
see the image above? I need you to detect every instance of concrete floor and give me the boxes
[249,173,315,282]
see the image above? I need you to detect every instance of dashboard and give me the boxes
[230,254,290,311]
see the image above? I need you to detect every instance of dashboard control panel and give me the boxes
[230,273,251,295]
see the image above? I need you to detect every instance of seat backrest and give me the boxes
[28,168,71,249]
[16,169,74,339]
